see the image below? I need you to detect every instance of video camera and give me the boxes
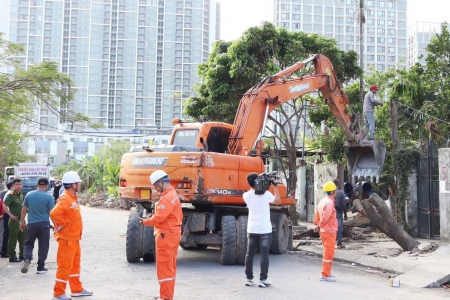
[254,172,278,195]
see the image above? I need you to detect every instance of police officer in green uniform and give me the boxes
[2,178,26,262]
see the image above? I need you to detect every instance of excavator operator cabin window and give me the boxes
[173,129,199,147]
[206,127,232,153]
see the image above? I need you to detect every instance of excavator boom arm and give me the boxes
[227,54,386,177]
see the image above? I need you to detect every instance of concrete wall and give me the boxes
[296,163,307,221]
[438,149,450,244]
[405,171,418,237]
[314,163,344,208]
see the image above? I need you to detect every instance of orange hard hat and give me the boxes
[370,85,379,91]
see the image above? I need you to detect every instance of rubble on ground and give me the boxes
[292,225,439,258]
[77,191,134,210]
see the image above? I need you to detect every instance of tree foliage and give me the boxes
[52,140,130,200]
[185,22,361,123]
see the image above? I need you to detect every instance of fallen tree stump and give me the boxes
[360,193,420,251]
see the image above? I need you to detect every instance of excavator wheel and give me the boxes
[270,213,289,254]
[219,215,237,265]
[142,225,155,263]
[235,215,248,265]
[126,211,141,262]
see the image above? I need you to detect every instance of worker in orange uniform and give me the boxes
[50,171,93,300]
[139,170,183,300]
[314,181,338,282]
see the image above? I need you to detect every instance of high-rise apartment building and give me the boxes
[1,0,220,133]
[408,21,442,67]
[273,0,408,73]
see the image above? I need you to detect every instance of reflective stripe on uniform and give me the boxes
[171,196,178,204]
[158,277,176,283]
[69,274,80,277]
[55,278,67,283]
[323,259,333,262]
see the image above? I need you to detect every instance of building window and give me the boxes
[388,20,395,26]
[388,11,395,17]
[281,13,289,19]
[378,37,385,43]
[387,1,395,8]
[367,55,375,61]
[368,37,375,42]
[388,56,396,61]
[293,14,300,20]
[367,28,375,33]
[346,26,354,32]
[377,11,385,17]
[387,38,395,44]
[377,20,385,26]
[347,18,354,24]
[377,28,385,34]
[377,55,385,61]
[388,29,395,35]
[346,8,354,14]
[281,4,289,9]
[378,1,385,7]
[366,0,374,6]
[377,46,385,52]
[367,46,375,52]
[367,19,375,25]
[388,47,395,53]
[377,64,385,71]
[293,5,300,10]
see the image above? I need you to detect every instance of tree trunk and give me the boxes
[343,215,371,232]
[360,193,420,251]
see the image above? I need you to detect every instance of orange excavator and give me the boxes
[120,54,386,265]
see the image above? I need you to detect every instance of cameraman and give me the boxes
[243,172,280,288]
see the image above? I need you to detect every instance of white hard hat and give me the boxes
[62,171,81,184]
[150,170,169,185]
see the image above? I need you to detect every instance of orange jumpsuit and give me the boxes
[50,190,85,297]
[143,186,183,300]
[314,195,338,278]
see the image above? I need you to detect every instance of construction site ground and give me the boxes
[1,206,449,299]
[292,222,450,289]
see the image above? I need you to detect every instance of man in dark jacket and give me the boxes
[333,179,348,249]
[52,181,62,203]
[0,180,14,257]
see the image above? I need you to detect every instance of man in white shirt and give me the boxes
[243,172,280,288]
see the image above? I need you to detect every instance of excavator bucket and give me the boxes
[344,139,387,177]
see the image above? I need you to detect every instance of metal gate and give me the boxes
[417,138,440,239]
[305,164,315,222]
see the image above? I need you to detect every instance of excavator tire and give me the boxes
[270,213,289,254]
[142,225,155,263]
[235,215,248,265]
[219,215,237,265]
[126,211,141,262]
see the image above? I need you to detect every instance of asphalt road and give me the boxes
[0,206,448,300]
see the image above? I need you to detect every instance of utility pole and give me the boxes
[358,0,365,105]
[390,98,402,151]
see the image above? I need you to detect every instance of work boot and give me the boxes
[9,257,21,263]
[21,259,31,273]
[71,289,93,297]
[51,295,71,300]
[320,275,336,282]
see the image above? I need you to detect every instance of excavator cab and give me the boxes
[344,139,387,178]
